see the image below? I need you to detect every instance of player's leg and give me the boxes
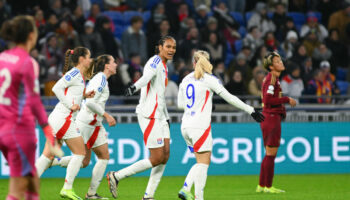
[4,133,38,199]
[179,127,212,200]
[193,152,210,200]
[25,175,39,200]
[179,128,196,196]
[35,140,60,177]
[86,143,109,199]
[53,121,93,168]
[60,135,85,199]
[143,121,170,199]
[260,114,284,193]
[36,113,65,176]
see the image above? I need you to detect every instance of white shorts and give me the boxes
[137,114,170,148]
[76,120,108,149]
[48,111,81,140]
[181,125,212,153]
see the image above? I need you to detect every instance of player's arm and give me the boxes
[209,76,254,114]
[52,71,76,109]
[85,76,116,126]
[134,62,157,90]
[177,82,185,110]
[125,59,157,96]
[263,74,289,105]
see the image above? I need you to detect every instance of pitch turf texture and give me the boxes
[0,174,349,199]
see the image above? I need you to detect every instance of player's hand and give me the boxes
[251,108,265,123]
[43,125,64,158]
[125,85,136,96]
[289,97,297,107]
[167,119,170,128]
[48,139,64,158]
[104,112,117,127]
[85,90,95,98]
[70,104,80,111]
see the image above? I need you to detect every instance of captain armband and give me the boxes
[267,85,274,94]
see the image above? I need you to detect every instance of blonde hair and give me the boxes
[263,51,281,71]
[193,50,212,79]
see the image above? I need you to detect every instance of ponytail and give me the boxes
[62,47,90,75]
[193,50,212,80]
[88,54,111,78]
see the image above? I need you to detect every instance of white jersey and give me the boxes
[135,55,169,120]
[51,67,85,120]
[178,72,254,129]
[77,72,109,126]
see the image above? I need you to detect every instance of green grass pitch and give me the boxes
[0,174,349,199]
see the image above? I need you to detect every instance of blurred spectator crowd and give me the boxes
[1,0,350,104]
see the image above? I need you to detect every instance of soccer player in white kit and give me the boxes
[35,47,95,200]
[76,54,117,199]
[107,36,176,199]
[177,50,264,200]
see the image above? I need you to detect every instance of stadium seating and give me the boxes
[230,12,245,26]
[124,11,142,24]
[336,68,348,81]
[90,0,104,11]
[245,11,254,22]
[336,80,349,95]
[287,12,306,27]
[238,26,246,38]
[144,0,161,10]
[234,40,243,54]
[103,11,124,25]
[225,41,235,66]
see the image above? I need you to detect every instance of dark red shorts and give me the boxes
[0,131,37,177]
[260,112,282,147]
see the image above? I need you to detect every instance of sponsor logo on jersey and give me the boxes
[65,75,71,81]
[157,138,163,144]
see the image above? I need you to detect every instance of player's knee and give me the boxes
[82,159,90,168]
[150,156,164,166]
[163,152,170,164]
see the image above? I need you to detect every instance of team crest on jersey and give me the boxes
[98,86,103,92]
[191,111,196,116]
[65,75,71,81]
[76,128,80,133]
[150,63,157,69]
[157,138,163,144]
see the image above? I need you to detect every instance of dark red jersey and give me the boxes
[261,72,289,116]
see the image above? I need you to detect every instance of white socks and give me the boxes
[115,159,153,180]
[35,155,52,177]
[144,164,166,198]
[194,163,209,200]
[63,154,85,189]
[182,164,198,192]
[87,159,108,195]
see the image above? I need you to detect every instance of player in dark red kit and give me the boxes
[256,52,296,193]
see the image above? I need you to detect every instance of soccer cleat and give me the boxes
[256,185,265,193]
[85,193,109,199]
[263,186,285,193]
[178,188,194,200]
[60,188,83,200]
[106,171,119,199]
[142,198,155,200]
